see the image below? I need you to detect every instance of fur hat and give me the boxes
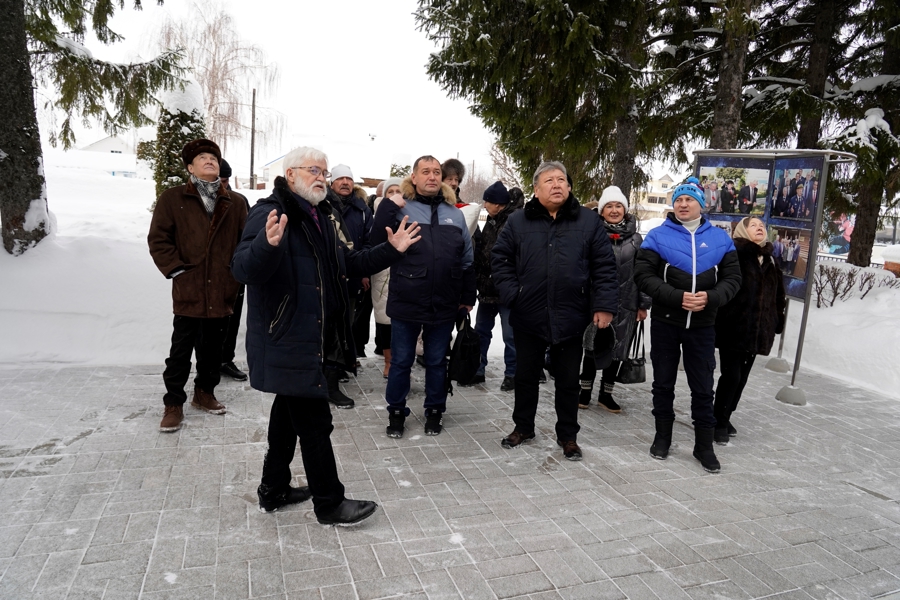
[218,158,232,178]
[182,139,221,168]
[331,164,353,181]
[671,176,706,208]
[441,158,466,183]
[483,181,510,205]
[597,185,628,212]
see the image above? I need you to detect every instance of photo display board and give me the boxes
[695,154,826,300]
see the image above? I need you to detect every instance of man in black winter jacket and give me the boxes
[472,180,519,391]
[492,161,619,462]
[231,147,421,526]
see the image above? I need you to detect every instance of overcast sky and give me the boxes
[59,0,496,180]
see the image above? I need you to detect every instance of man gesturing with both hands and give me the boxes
[231,147,420,526]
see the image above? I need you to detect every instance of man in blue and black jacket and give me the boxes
[371,155,476,439]
[634,176,742,473]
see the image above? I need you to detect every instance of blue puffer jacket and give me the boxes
[491,194,619,344]
[634,213,742,329]
[231,177,403,398]
[370,178,476,324]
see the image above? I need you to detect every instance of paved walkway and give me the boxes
[1,357,900,600]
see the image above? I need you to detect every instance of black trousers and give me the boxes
[162,315,228,406]
[221,285,245,363]
[714,348,756,428]
[374,322,392,353]
[259,395,345,516]
[351,288,373,357]
[512,328,583,442]
[649,319,717,429]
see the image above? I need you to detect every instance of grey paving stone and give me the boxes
[1,362,900,599]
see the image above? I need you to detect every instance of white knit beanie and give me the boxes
[597,186,629,212]
[330,164,354,181]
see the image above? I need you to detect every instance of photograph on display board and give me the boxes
[827,213,854,255]
[770,225,812,298]
[770,157,825,221]
[696,160,771,216]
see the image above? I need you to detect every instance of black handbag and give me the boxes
[616,322,646,384]
[447,313,481,390]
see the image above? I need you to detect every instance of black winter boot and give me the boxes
[325,369,354,409]
[578,387,592,409]
[650,419,674,460]
[714,427,730,446]
[693,427,721,472]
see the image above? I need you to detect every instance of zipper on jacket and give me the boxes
[686,228,697,329]
[663,264,670,283]
[269,295,290,333]
[300,225,327,359]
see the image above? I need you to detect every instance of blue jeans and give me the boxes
[649,319,717,429]
[474,302,516,377]
[385,318,455,415]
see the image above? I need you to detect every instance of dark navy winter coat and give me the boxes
[634,213,742,329]
[491,194,619,344]
[231,177,403,398]
[370,178,476,325]
[327,186,374,295]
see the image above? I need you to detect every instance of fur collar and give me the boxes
[523,192,581,220]
[734,237,774,258]
[400,177,457,205]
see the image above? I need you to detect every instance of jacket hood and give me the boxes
[523,192,581,220]
[400,177,457,205]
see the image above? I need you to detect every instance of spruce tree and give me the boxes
[148,106,206,208]
[416,0,650,200]
[0,0,184,255]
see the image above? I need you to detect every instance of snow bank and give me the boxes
[0,149,192,367]
[781,288,900,396]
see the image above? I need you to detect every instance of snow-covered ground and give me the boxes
[1,149,897,399]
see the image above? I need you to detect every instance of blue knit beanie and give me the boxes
[671,176,706,208]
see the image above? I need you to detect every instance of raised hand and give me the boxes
[389,193,406,209]
[266,209,288,247]
[386,215,421,253]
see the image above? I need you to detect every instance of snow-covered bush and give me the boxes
[812,262,900,308]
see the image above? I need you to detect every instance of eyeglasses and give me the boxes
[290,166,331,178]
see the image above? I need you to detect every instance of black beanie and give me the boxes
[483,181,510,205]
[219,158,232,178]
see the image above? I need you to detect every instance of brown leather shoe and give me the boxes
[159,405,184,432]
[558,439,583,461]
[501,430,535,449]
[191,388,226,414]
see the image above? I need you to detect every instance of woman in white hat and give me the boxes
[579,186,651,412]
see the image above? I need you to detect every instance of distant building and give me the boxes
[632,174,674,220]
[81,135,134,154]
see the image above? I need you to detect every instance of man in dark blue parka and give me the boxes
[231,147,421,526]
[491,161,619,462]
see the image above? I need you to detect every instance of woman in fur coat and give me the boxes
[713,217,787,444]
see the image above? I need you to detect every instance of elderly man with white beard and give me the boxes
[231,147,422,526]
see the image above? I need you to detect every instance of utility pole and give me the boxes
[250,88,257,190]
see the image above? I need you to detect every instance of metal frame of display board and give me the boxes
[692,149,856,406]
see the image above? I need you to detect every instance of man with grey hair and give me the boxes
[231,147,422,526]
[491,161,619,461]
